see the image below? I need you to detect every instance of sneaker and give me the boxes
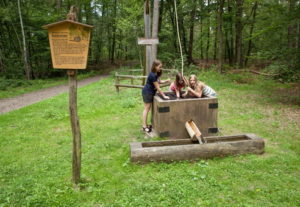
[142,126,151,133]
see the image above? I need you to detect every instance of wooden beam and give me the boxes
[138,38,159,45]
[115,84,144,89]
[115,74,147,79]
[114,83,169,90]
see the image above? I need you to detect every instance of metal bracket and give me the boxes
[209,103,218,109]
[208,128,219,133]
[159,131,170,137]
[158,106,170,113]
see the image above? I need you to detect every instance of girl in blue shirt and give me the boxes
[142,60,170,133]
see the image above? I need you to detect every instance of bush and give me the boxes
[0,79,31,90]
[264,62,300,82]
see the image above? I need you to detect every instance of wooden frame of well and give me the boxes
[152,92,218,139]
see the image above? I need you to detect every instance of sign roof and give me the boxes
[42,20,94,29]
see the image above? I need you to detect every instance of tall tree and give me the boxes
[244,1,258,66]
[288,0,296,49]
[199,1,204,60]
[206,0,211,61]
[17,0,31,80]
[235,0,244,68]
[217,0,225,72]
[187,1,196,65]
[227,0,234,64]
[111,0,117,64]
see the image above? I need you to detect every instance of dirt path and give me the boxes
[0,75,108,115]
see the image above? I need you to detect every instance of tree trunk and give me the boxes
[228,0,234,64]
[297,23,300,49]
[56,0,62,14]
[76,0,82,22]
[225,29,230,61]
[187,3,196,65]
[111,0,117,64]
[152,0,160,62]
[206,0,211,62]
[217,0,225,72]
[213,12,218,61]
[235,0,244,68]
[200,12,204,60]
[158,0,164,33]
[179,12,188,57]
[17,0,31,80]
[168,2,178,51]
[288,0,296,49]
[0,47,4,73]
[245,1,258,66]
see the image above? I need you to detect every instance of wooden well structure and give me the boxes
[152,92,218,139]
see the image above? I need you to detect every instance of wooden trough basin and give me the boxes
[130,134,265,164]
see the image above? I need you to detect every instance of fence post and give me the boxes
[115,72,119,93]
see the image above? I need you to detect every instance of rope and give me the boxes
[174,0,184,75]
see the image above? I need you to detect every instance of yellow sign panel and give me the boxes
[47,22,91,69]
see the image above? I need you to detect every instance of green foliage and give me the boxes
[1,72,300,206]
[0,79,32,90]
[1,0,300,80]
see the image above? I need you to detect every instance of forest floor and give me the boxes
[0,75,108,114]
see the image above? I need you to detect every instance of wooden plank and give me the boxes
[127,68,177,72]
[116,74,147,79]
[138,38,159,45]
[185,120,204,144]
[114,84,169,89]
[115,84,144,89]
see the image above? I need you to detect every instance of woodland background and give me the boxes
[0,0,300,82]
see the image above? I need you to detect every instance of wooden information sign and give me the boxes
[43,20,93,69]
[43,15,93,185]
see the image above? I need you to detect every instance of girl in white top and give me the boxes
[182,74,217,98]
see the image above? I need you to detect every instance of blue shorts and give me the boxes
[142,91,154,103]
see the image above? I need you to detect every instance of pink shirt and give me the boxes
[169,82,184,92]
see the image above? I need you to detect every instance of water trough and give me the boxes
[130,134,265,163]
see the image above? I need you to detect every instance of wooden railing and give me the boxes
[114,68,177,92]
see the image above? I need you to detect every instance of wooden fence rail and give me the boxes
[115,72,170,92]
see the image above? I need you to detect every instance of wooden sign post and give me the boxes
[43,13,93,185]
[139,0,160,76]
[138,38,159,75]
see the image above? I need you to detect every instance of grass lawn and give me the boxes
[0,70,299,206]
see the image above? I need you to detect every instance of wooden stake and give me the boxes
[115,72,120,93]
[68,69,81,184]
